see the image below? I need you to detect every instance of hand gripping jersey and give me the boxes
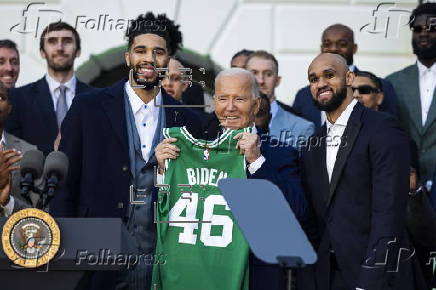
[152,126,250,290]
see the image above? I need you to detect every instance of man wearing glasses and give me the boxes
[386,2,436,186]
[352,71,383,111]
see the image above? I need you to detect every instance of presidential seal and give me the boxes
[1,208,60,268]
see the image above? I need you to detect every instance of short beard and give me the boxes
[47,59,74,72]
[412,39,436,60]
[44,48,76,72]
[134,72,161,91]
[312,85,347,112]
[131,66,163,91]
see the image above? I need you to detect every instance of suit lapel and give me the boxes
[75,79,89,95]
[4,132,21,152]
[326,103,363,208]
[34,78,58,134]
[406,65,424,134]
[101,81,129,155]
[270,105,284,135]
[316,126,330,203]
[145,90,173,164]
[3,132,14,150]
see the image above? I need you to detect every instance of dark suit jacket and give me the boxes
[199,115,307,290]
[6,77,93,155]
[386,64,436,182]
[50,80,201,290]
[293,70,400,129]
[50,79,201,218]
[301,102,425,290]
[431,168,436,210]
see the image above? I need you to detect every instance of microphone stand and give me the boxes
[20,172,35,206]
[277,256,304,290]
[31,176,59,210]
[42,174,59,208]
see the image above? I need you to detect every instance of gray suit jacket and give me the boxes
[269,105,315,149]
[0,132,37,216]
[386,64,436,181]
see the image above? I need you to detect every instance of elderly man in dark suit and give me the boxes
[6,21,92,155]
[155,68,307,290]
[293,24,399,129]
[50,13,201,290]
[301,53,425,290]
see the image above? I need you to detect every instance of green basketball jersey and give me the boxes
[152,126,250,290]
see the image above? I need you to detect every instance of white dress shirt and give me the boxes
[325,99,358,182]
[417,61,436,126]
[45,74,77,110]
[125,81,161,163]
[0,132,14,216]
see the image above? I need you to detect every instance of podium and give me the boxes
[219,178,317,290]
[0,218,136,290]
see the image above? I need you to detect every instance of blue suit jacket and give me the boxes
[301,102,425,290]
[6,77,93,155]
[293,71,400,129]
[50,79,201,218]
[269,105,314,149]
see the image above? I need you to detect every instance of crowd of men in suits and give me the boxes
[0,2,435,290]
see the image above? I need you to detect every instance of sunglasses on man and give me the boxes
[410,25,436,33]
[352,85,381,94]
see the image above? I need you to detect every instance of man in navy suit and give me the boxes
[293,24,399,129]
[301,53,425,290]
[6,22,92,155]
[156,68,307,290]
[50,13,201,290]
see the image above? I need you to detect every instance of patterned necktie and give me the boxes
[56,85,68,129]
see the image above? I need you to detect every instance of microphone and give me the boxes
[20,150,44,201]
[43,151,69,202]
